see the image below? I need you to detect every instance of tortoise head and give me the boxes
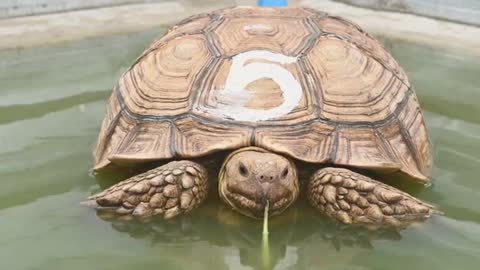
[218,147,299,219]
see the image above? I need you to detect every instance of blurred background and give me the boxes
[1,0,479,25]
[1,0,480,52]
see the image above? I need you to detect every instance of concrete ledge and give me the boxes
[0,3,186,50]
[337,0,480,26]
[0,0,168,19]
[301,0,480,55]
[0,0,479,55]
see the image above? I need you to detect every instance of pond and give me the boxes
[1,28,479,270]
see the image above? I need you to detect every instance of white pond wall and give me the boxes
[0,0,168,18]
[2,0,480,26]
[338,0,480,26]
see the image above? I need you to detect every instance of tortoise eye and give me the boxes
[239,162,249,177]
[281,167,289,179]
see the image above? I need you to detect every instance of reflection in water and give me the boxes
[90,146,421,270]
[97,198,402,270]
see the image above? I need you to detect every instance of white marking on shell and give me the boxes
[243,24,273,31]
[198,50,303,122]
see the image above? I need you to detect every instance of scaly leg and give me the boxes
[307,167,436,228]
[83,160,208,219]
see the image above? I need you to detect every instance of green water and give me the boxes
[1,29,480,270]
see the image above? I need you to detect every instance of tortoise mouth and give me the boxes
[223,187,293,219]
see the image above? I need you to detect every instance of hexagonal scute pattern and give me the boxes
[119,34,213,117]
[305,37,409,123]
[94,6,431,183]
[211,16,314,56]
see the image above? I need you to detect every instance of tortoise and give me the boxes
[84,6,436,227]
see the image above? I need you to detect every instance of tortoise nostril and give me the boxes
[258,175,276,182]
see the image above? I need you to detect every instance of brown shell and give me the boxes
[94,7,432,182]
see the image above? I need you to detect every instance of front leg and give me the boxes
[307,167,436,228]
[83,160,208,219]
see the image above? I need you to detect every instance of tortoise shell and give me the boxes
[94,6,432,182]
